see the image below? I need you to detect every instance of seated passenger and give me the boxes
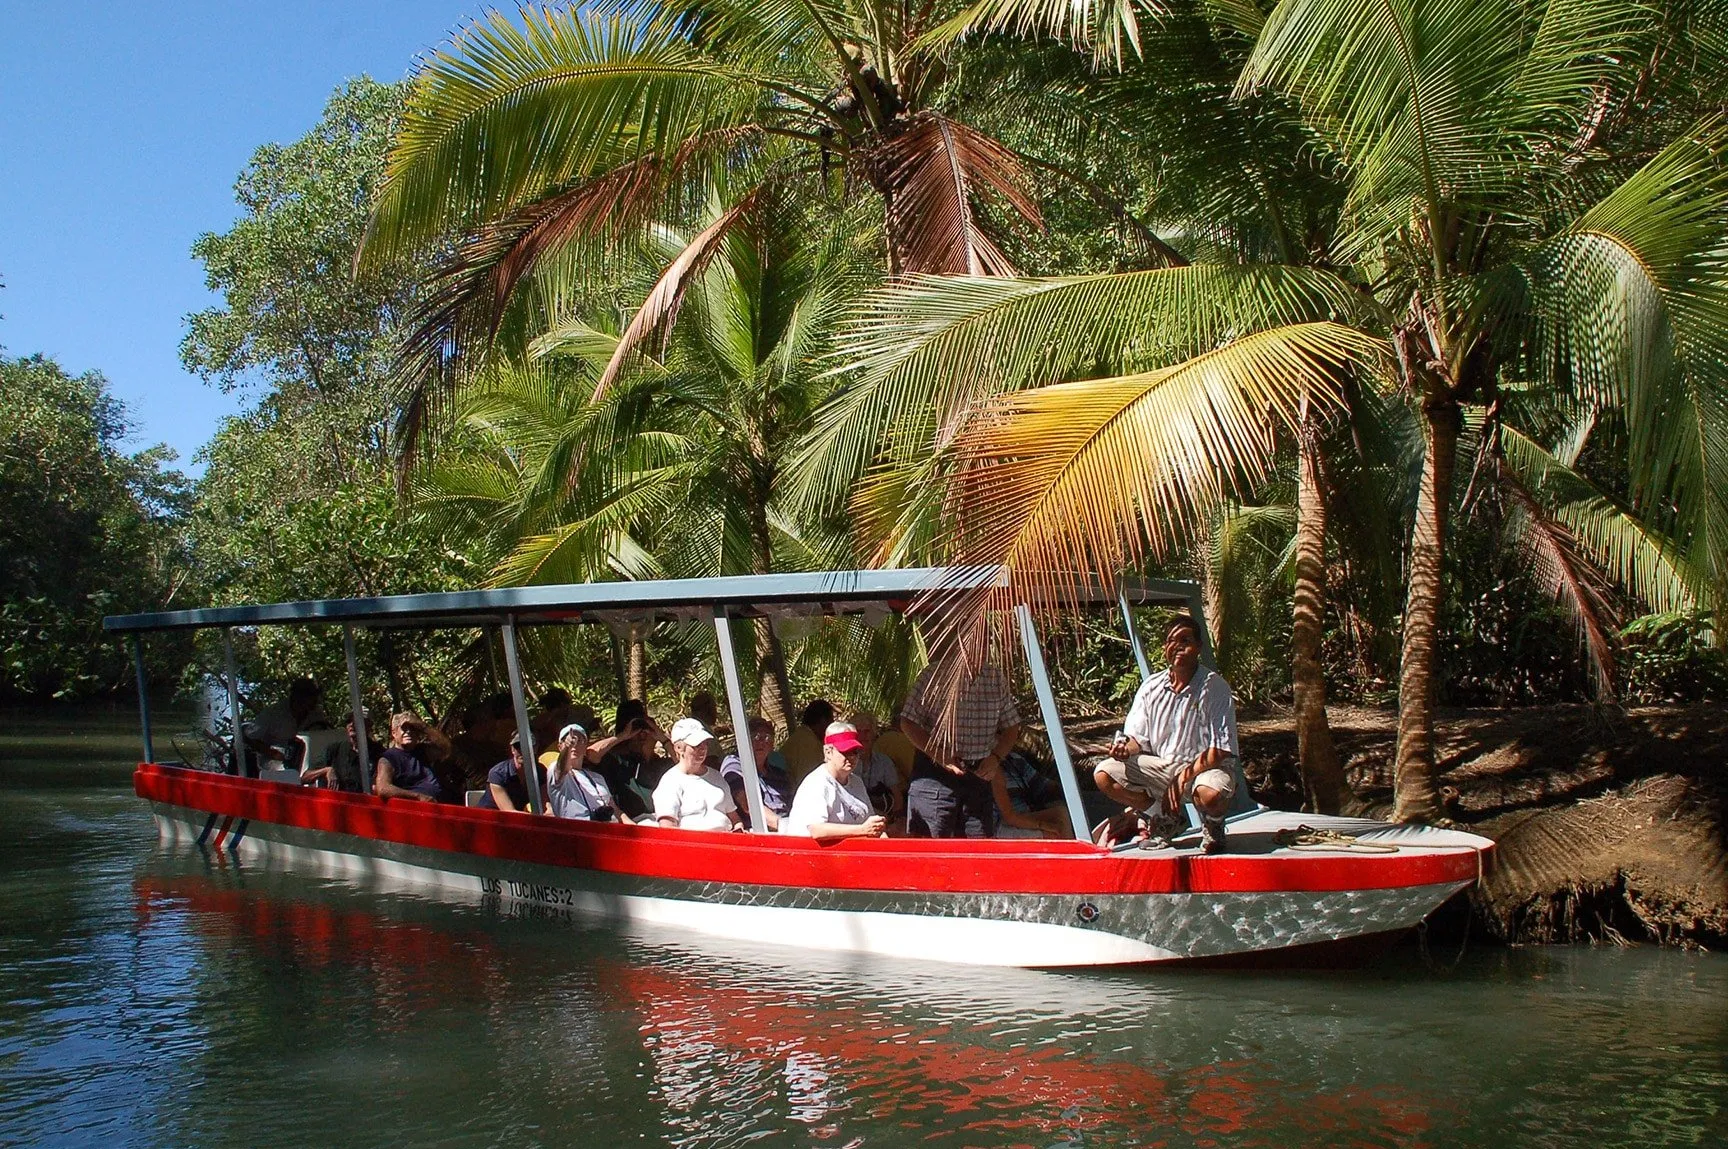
[720,716,794,831]
[779,699,834,785]
[597,711,666,820]
[781,723,887,841]
[242,677,327,773]
[546,724,621,822]
[845,710,904,819]
[375,713,445,802]
[652,718,740,832]
[300,712,383,792]
[989,752,1072,839]
[477,733,546,813]
[529,687,579,752]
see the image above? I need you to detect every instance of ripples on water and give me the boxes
[2,713,1725,1147]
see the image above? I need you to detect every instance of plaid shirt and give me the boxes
[901,663,1020,762]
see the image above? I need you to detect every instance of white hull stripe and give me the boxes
[154,804,1469,969]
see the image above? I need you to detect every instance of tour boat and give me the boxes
[107,568,1492,969]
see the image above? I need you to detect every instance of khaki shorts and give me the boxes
[1096,754,1237,804]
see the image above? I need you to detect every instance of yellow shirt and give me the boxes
[779,725,824,785]
[874,729,918,789]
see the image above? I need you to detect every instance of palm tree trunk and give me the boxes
[627,622,647,703]
[1394,397,1462,822]
[1292,427,1351,815]
[746,498,794,736]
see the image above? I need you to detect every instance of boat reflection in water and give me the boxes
[134,857,1447,1148]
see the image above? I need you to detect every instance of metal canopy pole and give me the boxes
[1015,604,1091,842]
[129,635,154,764]
[343,625,372,794]
[1118,588,1151,683]
[222,628,244,776]
[499,615,545,815]
[714,611,769,833]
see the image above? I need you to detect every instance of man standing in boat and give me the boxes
[1095,617,1239,854]
[899,660,1021,838]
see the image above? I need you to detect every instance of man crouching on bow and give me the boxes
[1095,616,1239,854]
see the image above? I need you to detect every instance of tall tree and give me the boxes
[419,193,875,729]
[0,354,188,699]
[355,0,1081,447]
[821,0,1728,821]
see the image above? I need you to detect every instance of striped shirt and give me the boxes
[1123,666,1238,763]
[901,663,1020,762]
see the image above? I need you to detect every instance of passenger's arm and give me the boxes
[657,815,679,829]
[976,723,1021,782]
[900,718,963,774]
[488,782,519,812]
[374,760,434,802]
[988,768,1047,834]
[806,815,887,842]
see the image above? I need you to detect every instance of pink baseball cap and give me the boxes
[824,729,864,754]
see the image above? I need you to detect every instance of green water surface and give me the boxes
[2,706,1724,1148]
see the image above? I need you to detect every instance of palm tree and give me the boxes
[813,0,1728,821]
[418,193,874,730]
[356,0,1079,445]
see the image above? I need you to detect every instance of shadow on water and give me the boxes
[2,705,1726,1148]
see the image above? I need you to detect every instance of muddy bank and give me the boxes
[1234,704,1728,948]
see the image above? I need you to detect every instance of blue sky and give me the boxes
[0,2,476,473]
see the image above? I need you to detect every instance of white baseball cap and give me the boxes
[668,717,714,746]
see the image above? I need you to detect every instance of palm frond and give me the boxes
[1499,424,1701,615]
[871,112,1041,275]
[1498,465,1619,698]
[591,188,763,400]
[1527,125,1728,591]
[362,9,771,269]
[792,263,1364,517]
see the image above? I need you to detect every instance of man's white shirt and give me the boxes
[1123,666,1238,763]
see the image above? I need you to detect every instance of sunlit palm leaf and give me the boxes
[363,9,773,268]
[1499,424,1701,615]
[794,262,1363,516]
[592,188,762,400]
[1528,126,1728,590]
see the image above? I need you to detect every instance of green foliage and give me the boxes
[1620,611,1728,703]
[183,78,414,401]
[182,80,490,714]
[0,354,190,699]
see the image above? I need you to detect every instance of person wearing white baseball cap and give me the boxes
[652,717,741,831]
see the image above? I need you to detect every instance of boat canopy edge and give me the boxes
[103,567,1200,634]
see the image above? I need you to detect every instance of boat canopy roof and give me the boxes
[103,566,1200,634]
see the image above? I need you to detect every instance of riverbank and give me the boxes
[1237,704,1728,949]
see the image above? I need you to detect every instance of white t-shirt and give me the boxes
[547,767,615,820]
[781,769,874,836]
[652,766,737,831]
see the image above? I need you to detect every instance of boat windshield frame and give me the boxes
[105,566,1208,838]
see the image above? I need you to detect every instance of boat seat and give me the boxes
[464,790,486,807]
[259,767,302,785]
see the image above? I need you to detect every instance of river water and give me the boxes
[3,707,1725,1148]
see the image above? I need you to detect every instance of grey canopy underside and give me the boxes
[103,566,1201,634]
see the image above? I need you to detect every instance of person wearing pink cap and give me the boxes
[781,722,888,840]
[652,717,741,831]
